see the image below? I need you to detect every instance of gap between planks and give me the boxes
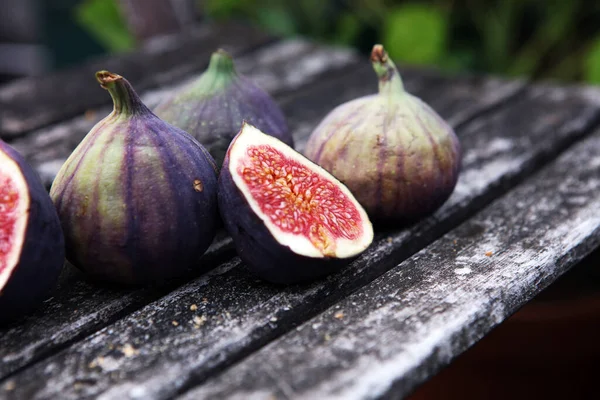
[182,128,600,400]
[1,79,599,399]
[9,39,363,189]
[0,39,363,380]
[0,22,275,139]
[0,63,524,391]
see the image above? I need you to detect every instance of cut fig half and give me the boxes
[218,123,374,284]
[0,140,65,323]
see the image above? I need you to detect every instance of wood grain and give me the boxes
[0,40,360,380]
[9,39,362,189]
[1,78,597,399]
[185,128,600,400]
[0,22,272,138]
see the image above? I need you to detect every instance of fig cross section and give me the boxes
[0,156,27,283]
[221,124,373,270]
[238,144,364,256]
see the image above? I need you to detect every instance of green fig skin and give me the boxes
[50,71,219,285]
[154,49,293,166]
[304,45,461,223]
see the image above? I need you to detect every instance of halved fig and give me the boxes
[0,140,65,323]
[218,123,374,284]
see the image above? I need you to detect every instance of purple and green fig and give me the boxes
[304,44,461,223]
[0,140,65,323]
[154,49,293,166]
[218,123,373,284]
[50,71,219,285]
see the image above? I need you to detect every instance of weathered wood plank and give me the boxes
[185,128,600,400]
[0,22,273,138]
[0,40,360,380]
[9,39,363,189]
[2,79,597,400]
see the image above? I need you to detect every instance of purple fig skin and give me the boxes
[50,71,219,285]
[304,45,461,224]
[154,49,293,166]
[218,123,373,285]
[0,140,65,324]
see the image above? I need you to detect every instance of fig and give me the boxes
[0,140,65,323]
[304,44,461,223]
[50,71,219,285]
[154,49,293,166]
[218,123,374,284]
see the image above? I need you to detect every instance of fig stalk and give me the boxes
[371,44,404,95]
[304,44,461,223]
[154,49,293,166]
[50,71,219,285]
[97,71,148,116]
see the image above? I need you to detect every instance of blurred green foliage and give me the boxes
[76,0,600,84]
[75,0,134,52]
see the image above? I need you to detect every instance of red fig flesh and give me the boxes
[0,170,23,278]
[219,123,373,284]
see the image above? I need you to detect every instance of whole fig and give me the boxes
[304,45,461,223]
[154,49,293,166]
[50,71,219,285]
[0,140,64,323]
[219,123,373,284]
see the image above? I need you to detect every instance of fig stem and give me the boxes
[95,70,149,116]
[209,49,236,75]
[370,44,404,95]
[189,49,237,97]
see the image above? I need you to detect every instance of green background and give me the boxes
[48,0,600,84]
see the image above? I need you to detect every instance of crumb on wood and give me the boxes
[334,311,345,319]
[3,381,16,391]
[193,315,207,328]
[485,251,493,257]
[190,304,198,311]
[88,356,105,369]
[120,344,139,357]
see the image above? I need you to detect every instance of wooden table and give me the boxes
[1,22,600,400]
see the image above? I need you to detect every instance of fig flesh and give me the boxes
[304,45,461,223]
[50,71,219,285]
[218,123,373,284]
[0,140,65,323]
[154,49,293,166]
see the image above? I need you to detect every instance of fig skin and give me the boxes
[0,140,65,323]
[154,49,293,166]
[50,71,219,285]
[304,44,461,223]
[218,123,373,285]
